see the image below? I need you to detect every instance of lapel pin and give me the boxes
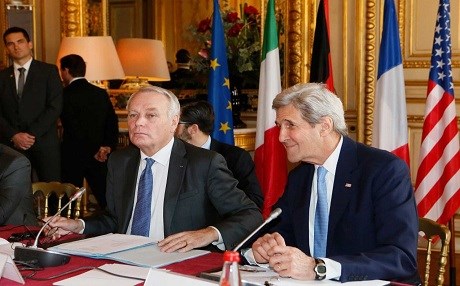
[345,183,352,188]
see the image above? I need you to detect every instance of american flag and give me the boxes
[414,0,460,226]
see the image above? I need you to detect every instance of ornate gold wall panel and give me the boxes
[61,0,106,37]
[363,0,377,145]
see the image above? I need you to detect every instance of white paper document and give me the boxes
[49,233,209,268]
[203,266,389,286]
[49,233,156,257]
[106,243,209,268]
[145,268,217,286]
[53,263,149,286]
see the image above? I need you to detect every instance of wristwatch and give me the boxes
[314,258,326,280]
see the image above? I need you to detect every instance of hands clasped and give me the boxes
[252,232,316,280]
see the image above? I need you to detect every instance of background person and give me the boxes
[47,86,262,252]
[0,26,62,182]
[59,54,119,209]
[246,83,419,283]
[176,100,263,209]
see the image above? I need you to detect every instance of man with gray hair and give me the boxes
[47,86,262,252]
[246,83,419,283]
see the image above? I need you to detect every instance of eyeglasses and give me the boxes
[178,121,193,125]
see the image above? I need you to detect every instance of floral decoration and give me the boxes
[188,1,263,88]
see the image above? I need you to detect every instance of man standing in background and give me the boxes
[0,26,62,182]
[59,54,118,209]
[176,100,263,209]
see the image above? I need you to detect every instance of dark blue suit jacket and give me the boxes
[273,136,419,282]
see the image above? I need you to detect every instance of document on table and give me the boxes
[201,266,390,286]
[54,263,149,286]
[49,233,156,257]
[48,233,209,268]
[106,243,209,268]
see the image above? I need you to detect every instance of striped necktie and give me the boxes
[314,166,328,257]
[131,158,154,236]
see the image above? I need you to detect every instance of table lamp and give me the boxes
[116,38,171,89]
[56,36,125,87]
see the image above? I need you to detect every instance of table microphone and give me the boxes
[14,187,86,267]
[233,207,282,252]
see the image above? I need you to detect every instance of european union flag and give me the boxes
[208,0,234,145]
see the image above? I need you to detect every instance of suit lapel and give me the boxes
[120,147,141,231]
[327,137,358,245]
[21,60,37,98]
[6,67,18,102]
[163,139,187,236]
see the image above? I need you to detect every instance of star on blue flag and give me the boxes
[208,0,234,145]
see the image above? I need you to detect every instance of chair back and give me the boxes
[32,182,82,219]
[418,217,451,286]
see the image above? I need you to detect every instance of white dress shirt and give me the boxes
[126,138,174,241]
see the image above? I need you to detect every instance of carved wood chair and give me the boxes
[32,182,83,219]
[418,217,451,286]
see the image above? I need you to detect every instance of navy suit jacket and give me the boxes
[273,136,419,282]
[210,138,263,208]
[84,139,263,250]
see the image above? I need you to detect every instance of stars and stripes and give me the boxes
[208,0,234,145]
[415,0,460,226]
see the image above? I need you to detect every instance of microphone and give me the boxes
[14,187,86,267]
[233,208,282,252]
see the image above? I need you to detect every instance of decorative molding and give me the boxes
[363,0,376,146]
[286,0,302,86]
[61,0,83,37]
[61,0,106,37]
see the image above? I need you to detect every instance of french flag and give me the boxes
[372,0,410,167]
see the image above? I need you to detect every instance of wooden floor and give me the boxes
[417,249,460,285]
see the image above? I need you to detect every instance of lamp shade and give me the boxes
[116,38,170,81]
[56,36,125,81]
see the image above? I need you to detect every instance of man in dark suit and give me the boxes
[59,54,119,208]
[0,144,37,226]
[245,83,419,283]
[48,86,262,252]
[0,27,62,182]
[176,100,263,209]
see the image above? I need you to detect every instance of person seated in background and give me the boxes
[0,143,37,226]
[176,100,263,209]
[245,83,419,284]
[59,54,119,209]
[164,49,202,90]
[46,86,262,252]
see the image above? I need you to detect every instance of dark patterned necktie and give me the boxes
[131,158,154,236]
[314,166,328,257]
[17,67,26,99]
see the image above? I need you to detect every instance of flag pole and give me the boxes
[449,217,456,286]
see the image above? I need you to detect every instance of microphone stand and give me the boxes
[233,208,282,252]
[14,188,86,267]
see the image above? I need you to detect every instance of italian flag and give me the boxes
[255,0,288,218]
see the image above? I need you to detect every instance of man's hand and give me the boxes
[12,132,35,150]
[94,146,111,162]
[157,227,218,253]
[42,216,84,240]
[252,232,286,263]
[267,245,316,280]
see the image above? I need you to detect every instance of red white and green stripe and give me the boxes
[254,0,287,218]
